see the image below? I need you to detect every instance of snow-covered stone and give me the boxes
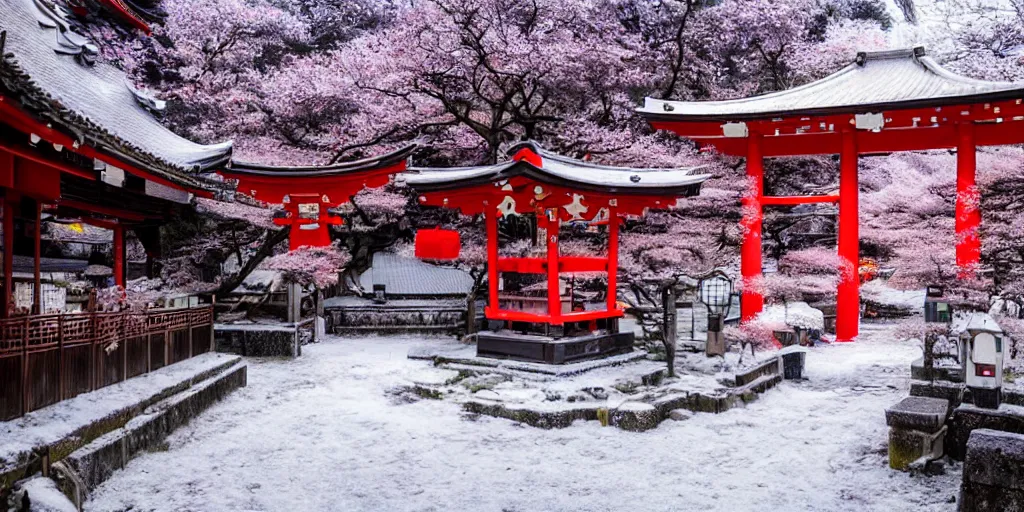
[668,409,693,421]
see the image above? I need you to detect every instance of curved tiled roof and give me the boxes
[638,47,1024,122]
[405,141,710,196]
[226,145,416,177]
[0,0,232,190]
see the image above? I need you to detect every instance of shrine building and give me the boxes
[405,141,710,364]
[0,0,227,420]
[638,47,1024,342]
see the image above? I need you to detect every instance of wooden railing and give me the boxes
[0,305,215,421]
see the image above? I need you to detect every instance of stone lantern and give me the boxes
[699,271,733,357]
[953,312,1005,409]
[924,285,952,323]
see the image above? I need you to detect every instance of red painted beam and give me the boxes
[496,257,546,274]
[761,194,840,206]
[483,307,624,324]
[0,97,213,198]
[670,120,1024,157]
[0,143,96,181]
[59,199,150,222]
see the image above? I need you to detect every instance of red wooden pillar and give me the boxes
[956,122,981,278]
[837,127,860,342]
[546,209,561,323]
[2,194,16,319]
[33,202,41,314]
[606,205,619,312]
[486,204,499,313]
[741,132,764,322]
[113,225,125,287]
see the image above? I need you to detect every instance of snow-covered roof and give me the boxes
[951,312,1003,335]
[405,141,710,196]
[226,145,416,178]
[639,47,1024,122]
[11,254,88,274]
[0,0,232,188]
[359,252,474,297]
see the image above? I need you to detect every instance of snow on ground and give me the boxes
[85,325,959,512]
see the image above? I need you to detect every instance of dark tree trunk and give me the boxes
[214,227,291,299]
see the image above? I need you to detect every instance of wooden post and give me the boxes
[546,209,561,323]
[662,286,677,377]
[837,126,860,342]
[2,194,16,319]
[741,132,764,322]
[58,315,64,400]
[113,225,125,287]
[21,316,29,416]
[466,294,477,335]
[956,122,980,278]
[606,205,619,313]
[486,204,499,315]
[33,201,41,315]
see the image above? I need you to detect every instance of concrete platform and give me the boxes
[0,353,247,505]
[476,330,634,364]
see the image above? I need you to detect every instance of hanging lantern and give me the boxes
[415,228,461,260]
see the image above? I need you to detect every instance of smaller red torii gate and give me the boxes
[639,47,1024,342]
[219,146,415,251]
[405,141,710,364]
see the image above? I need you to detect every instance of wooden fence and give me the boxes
[0,305,214,421]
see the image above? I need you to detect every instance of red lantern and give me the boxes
[415,228,461,260]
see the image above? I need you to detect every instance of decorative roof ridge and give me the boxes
[505,140,706,174]
[225,144,416,177]
[855,47,923,65]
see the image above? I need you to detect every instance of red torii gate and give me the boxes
[405,141,710,364]
[218,146,415,251]
[639,47,1024,341]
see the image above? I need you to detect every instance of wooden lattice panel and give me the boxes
[188,307,213,327]
[26,315,61,350]
[148,310,190,333]
[94,313,125,345]
[61,315,95,346]
[124,313,148,338]
[0,318,27,355]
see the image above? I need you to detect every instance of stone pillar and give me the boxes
[884,396,950,470]
[286,282,301,323]
[961,429,1024,512]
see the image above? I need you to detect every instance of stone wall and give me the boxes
[215,324,303,358]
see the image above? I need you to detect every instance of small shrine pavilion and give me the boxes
[405,141,710,364]
[219,146,415,251]
[638,47,1024,342]
[0,0,226,419]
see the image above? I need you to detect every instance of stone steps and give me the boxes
[2,356,247,510]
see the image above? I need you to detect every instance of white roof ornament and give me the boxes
[722,122,749,138]
[854,112,885,131]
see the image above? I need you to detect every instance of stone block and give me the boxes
[610,402,661,432]
[960,429,1024,512]
[949,405,1024,461]
[910,379,965,408]
[888,425,946,471]
[668,409,692,421]
[886,396,950,433]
